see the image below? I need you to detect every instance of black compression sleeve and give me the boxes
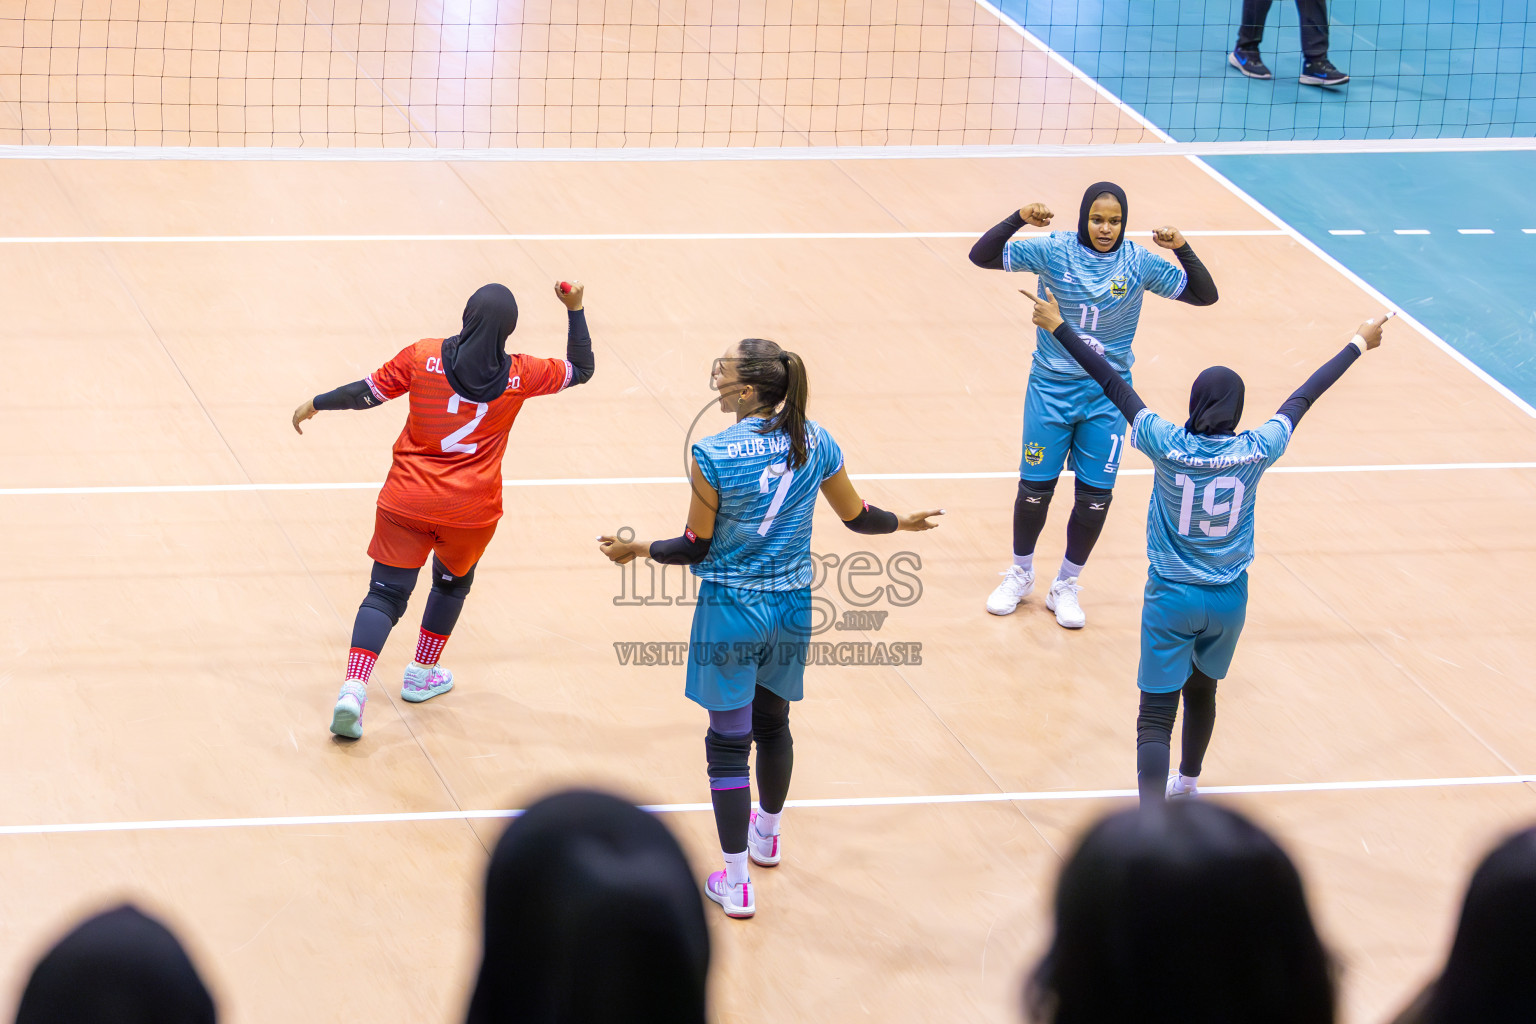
[649,527,713,565]
[1049,323,1148,422]
[844,501,899,535]
[969,211,1027,270]
[313,380,382,411]
[566,308,594,386]
[1276,342,1361,428]
[1172,243,1219,306]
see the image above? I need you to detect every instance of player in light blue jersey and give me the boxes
[971,181,1219,628]
[1019,285,1390,807]
[600,337,942,918]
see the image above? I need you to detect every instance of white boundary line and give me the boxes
[2,141,1533,164]
[0,229,1286,244]
[2,462,1531,497]
[967,0,1536,422]
[4,774,1532,836]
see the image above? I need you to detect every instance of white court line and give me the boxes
[1457,228,1494,234]
[4,139,1536,161]
[4,774,1533,836]
[1394,229,1431,235]
[0,229,1287,244]
[1328,229,1365,235]
[2,462,1532,497]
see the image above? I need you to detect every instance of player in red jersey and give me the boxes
[293,281,593,738]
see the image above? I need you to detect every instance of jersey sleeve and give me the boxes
[814,424,845,481]
[1001,235,1052,274]
[1252,416,1294,469]
[1139,246,1189,299]
[1129,409,1179,460]
[690,442,721,493]
[367,344,417,402]
[515,354,575,398]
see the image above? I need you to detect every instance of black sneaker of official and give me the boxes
[1228,49,1273,80]
[1300,58,1349,87]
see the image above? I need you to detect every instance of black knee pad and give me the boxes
[751,687,792,749]
[1136,690,1179,747]
[1072,480,1114,520]
[1017,477,1059,507]
[360,562,418,625]
[705,728,752,783]
[429,556,477,600]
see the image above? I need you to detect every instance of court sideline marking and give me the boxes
[0,461,1531,496]
[4,774,1533,836]
[0,230,1286,244]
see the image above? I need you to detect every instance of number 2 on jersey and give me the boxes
[1174,473,1246,538]
[441,394,488,454]
[757,461,795,536]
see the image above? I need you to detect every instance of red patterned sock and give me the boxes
[414,629,449,667]
[346,647,378,683]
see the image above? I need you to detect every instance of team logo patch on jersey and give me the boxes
[1024,442,1046,466]
[1110,275,1129,298]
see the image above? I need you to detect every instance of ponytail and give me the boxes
[734,338,810,469]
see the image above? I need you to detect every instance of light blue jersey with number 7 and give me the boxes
[1130,409,1293,585]
[691,417,845,591]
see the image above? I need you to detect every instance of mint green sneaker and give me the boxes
[401,663,454,703]
[330,681,367,739]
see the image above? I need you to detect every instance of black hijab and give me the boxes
[1186,366,1246,436]
[1077,180,1129,254]
[16,904,216,1024]
[442,283,519,403]
[466,790,710,1024]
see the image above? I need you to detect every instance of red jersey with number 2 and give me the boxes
[366,339,572,527]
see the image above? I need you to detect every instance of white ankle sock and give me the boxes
[755,809,782,837]
[1057,558,1085,581]
[1013,553,1035,572]
[723,850,749,886]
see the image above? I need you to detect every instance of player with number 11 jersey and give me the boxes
[292,281,594,739]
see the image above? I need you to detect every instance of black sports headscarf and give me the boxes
[1186,366,1246,436]
[16,904,217,1024]
[465,789,710,1024]
[1077,180,1129,254]
[442,283,519,403]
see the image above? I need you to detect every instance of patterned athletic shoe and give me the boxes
[747,812,781,867]
[401,663,454,703]
[1166,772,1200,800]
[705,871,755,918]
[1300,59,1349,86]
[1046,577,1086,629]
[1228,49,1272,79]
[986,565,1036,615]
[330,681,368,739]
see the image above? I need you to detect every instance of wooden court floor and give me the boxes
[1,151,1534,1024]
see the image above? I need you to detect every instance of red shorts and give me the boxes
[368,507,498,578]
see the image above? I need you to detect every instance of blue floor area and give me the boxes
[1205,151,1536,408]
[997,0,1536,140]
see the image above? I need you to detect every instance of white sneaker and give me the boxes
[1166,771,1199,800]
[747,812,781,867]
[1045,577,1086,629]
[705,870,755,918]
[401,662,454,703]
[986,565,1035,615]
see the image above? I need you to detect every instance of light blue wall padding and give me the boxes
[995,0,1536,140]
[1204,151,1536,408]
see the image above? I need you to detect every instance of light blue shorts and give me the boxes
[685,582,812,710]
[1020,371,1128,490]
[1137,571,1249,693]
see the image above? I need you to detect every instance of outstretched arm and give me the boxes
[292,380,386,433]
[1021,287,1148,423]
[599,459,718,565]
[1150,227,1218,306]
[1276,313,1391,428]
[969,204,1053,270]
[819,467,943,534]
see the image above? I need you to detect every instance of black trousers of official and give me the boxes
[1236,0,1330,61]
